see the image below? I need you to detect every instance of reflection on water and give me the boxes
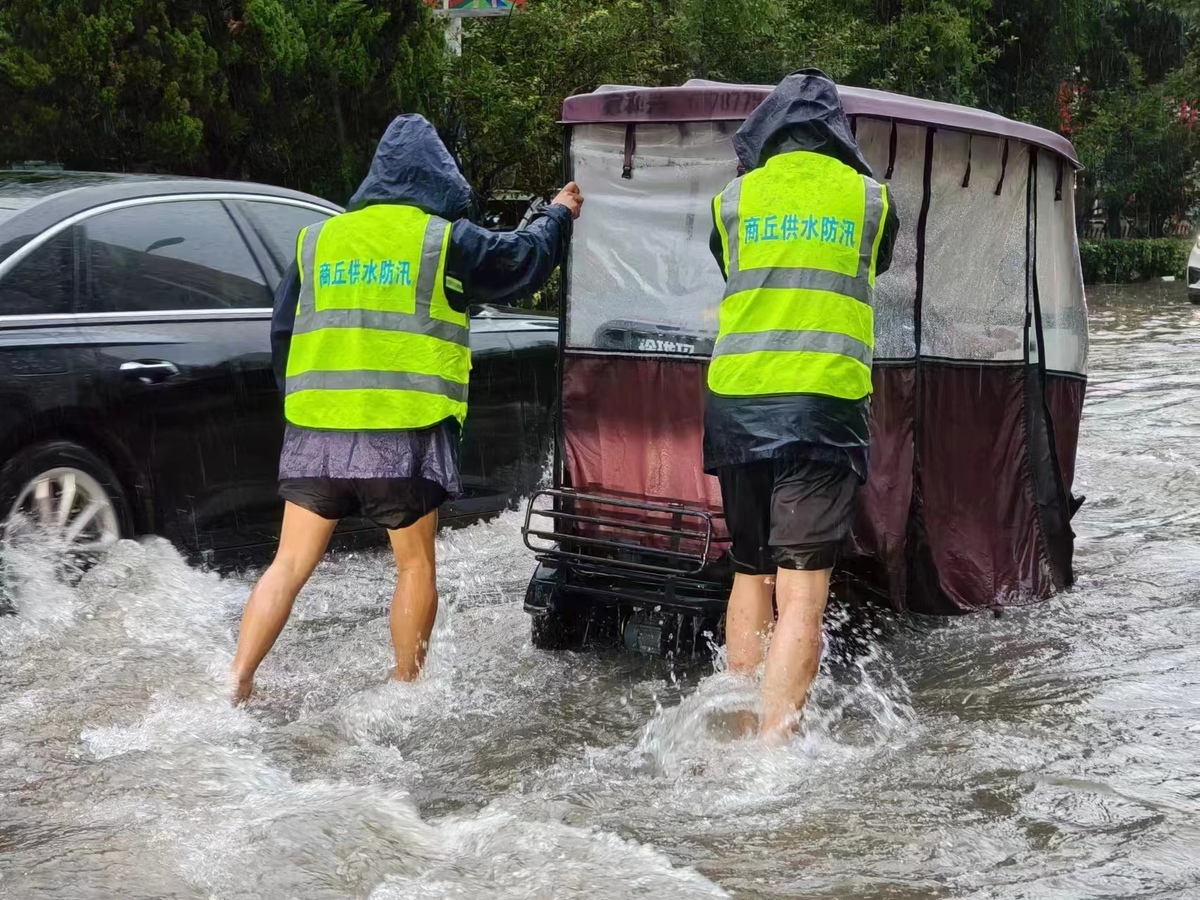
[2,283,1199,898]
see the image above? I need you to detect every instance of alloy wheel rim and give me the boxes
[6,468,121,552]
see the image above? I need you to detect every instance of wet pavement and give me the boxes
[1,283,1198,899]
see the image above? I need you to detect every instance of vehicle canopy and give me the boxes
[536,78,1087,616]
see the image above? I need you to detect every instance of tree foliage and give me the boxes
[1,0,1198,229]
[443,0,1200,235]
[0,1,221,171]
[1072,67,1200,235]
[0,0,446,202]
[226,0,447,199]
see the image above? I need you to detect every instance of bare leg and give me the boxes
[725,573,775,674]
[387,509,439,681]
[759,567,831,740]
[722,573,774,737]
[230,502,336,702]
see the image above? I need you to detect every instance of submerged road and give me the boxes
[1,283,1198,899]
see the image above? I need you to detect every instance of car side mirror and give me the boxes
[519,197,548,231]
[145,237,185,254]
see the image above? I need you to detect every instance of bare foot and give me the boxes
[231,674,254,705]
[758,725,793,749]
[758,711,801,748]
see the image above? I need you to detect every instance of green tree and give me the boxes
[444,0,678,202]
[0,0,446,202]
[3,0,1199,237]
[865,0,997,106]
[222,0,447,200]
[0,1,221,171]
[1072,64,1200,236]
[445,0,876,206]
[663,0,872,86]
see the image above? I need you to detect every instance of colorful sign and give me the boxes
[426,0,525,15]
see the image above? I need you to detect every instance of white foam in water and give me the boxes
[372,806,732,899]
[333,672,467,746]
[509,635,918,838]
[634,615,915,770]
[0,526,87,654]
[7,294,1195,898]
[0,505,737,899]
[0,462,917,900]
[81,690,261,760]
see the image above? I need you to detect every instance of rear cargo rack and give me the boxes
[522,488,724,577]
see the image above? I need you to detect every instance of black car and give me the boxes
[0,171,557,564]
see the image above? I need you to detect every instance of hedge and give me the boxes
[1079,239,1192,284]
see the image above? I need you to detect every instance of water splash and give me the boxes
[4,287,1199,898]
[0,508,729,900]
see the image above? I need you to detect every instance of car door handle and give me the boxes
[119,360,180,383]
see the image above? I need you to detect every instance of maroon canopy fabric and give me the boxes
[561,80,1080,168]
[560,357,1080,614]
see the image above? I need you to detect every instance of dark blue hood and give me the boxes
[734,69,873,178]
[347,115,473,220]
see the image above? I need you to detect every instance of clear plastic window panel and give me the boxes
[1035,156,1089,375]
[566,122,738,352]
[922,132,1030,362]
[1026,159,1041,369]
[856,119,924,360]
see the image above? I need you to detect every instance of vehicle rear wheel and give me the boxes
[0,441,133,553]
[530,603,589,651]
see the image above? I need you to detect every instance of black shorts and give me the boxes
[278,477,447,531]
[717,458,859,574]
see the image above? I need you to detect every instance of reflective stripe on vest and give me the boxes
[708,151,889,402]
[284,204,471,431]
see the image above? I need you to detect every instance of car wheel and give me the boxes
[530,603,588,651]
[0,441,133,553]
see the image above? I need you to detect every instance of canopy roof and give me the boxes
[562,79,1080,168]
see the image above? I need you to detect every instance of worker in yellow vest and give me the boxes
[705,71,898,739]
[231,116,582,702]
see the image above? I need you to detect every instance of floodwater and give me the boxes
[2,284,1198,900]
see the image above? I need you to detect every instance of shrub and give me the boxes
[1078,238,1191,284]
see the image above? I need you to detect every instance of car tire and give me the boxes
[0,440,134,553]
[530,603,589,651]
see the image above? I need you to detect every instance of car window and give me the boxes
[240,200,333,270]
[0,229,75,316]
[81,200,271,313]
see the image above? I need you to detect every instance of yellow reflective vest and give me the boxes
[709,151,889,401]
[284,204,471,431]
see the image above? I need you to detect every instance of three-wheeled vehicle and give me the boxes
[521,80,1089,655]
